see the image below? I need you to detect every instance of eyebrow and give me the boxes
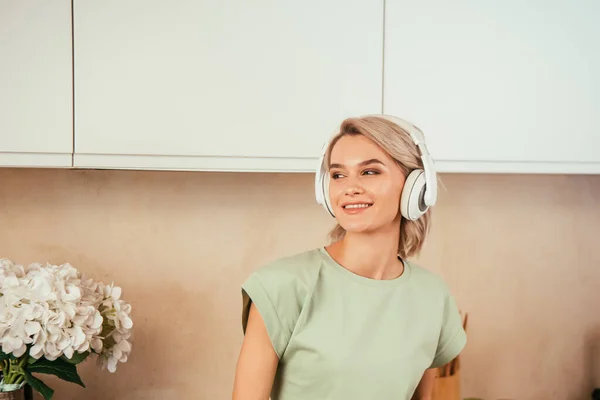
[329,158,384,170]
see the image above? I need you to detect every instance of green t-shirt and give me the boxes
[241,247,466,400]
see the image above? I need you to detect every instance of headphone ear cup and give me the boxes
[322,173,334,217]
[315,166,335,217]
[400,169,428,221]
[315,141,335,217]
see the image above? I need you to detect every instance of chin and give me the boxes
[338,216,399,236]
[338,221,380,235]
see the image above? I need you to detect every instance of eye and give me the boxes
[362,169,380,176]
[331,172,344,179]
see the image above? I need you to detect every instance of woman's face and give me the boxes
[328,134,406,234]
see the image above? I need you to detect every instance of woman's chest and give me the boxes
[278,288,442,394]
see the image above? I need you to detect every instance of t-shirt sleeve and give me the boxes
[241,270,302,359]
[429,288,467,368]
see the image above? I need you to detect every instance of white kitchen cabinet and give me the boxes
[73,0,383,172]
[0,1,73,167]
[384,1,600,174]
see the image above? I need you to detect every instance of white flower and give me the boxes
[93,283,134,373]
[0,258,133,373]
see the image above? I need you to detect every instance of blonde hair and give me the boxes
[325,116,432,259]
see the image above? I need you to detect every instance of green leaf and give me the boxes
[61,351,90,365]
[23,372,54,400]
[0,352,9,362]
[27,357,86,388]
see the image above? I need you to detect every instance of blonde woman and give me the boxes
[233,115,466,400]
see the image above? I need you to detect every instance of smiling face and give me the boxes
[328,134,407,235]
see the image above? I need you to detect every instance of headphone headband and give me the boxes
[315,114,437,220]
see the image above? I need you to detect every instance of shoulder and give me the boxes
[405,262,467,367]
[240,248,324,356]
[241,248,324,315]
[245,247,324,291]
[405,260,453,300]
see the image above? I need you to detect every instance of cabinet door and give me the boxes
[0,1,73,167]
[73,0,383,172]
[384,1,600,174]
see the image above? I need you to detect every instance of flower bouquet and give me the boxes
[0,258,133,399]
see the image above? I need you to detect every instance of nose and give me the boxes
[343,177,364,196]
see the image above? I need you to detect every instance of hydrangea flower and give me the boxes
[0,258,134,399]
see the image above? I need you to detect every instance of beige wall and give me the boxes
[1,168,599,400]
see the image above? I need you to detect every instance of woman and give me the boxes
[232,115,466,399]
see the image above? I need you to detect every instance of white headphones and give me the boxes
[314,114,437,221]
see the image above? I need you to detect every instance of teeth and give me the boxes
[344,204,371,209]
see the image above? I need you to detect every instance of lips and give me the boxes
[340,202,374,214]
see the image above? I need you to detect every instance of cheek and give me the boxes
[328,182,340,202]
[370,180,403,207]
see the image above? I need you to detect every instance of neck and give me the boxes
[326,219,404,280]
